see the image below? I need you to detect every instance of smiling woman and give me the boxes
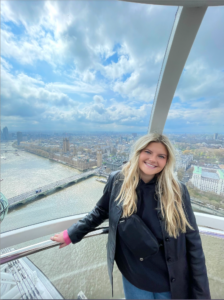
[52,133,210,299]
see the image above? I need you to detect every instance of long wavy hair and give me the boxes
[115,133,194,238]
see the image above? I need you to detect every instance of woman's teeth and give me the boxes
[145,162,156,168]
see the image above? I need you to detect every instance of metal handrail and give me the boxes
[0,227,109,265]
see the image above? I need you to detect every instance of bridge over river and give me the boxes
[8,168,100,209]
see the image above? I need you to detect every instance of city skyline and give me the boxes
[1,1,224,133]
[1,126,224,136]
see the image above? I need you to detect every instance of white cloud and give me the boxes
[1,1,224,132]
[175,59,224,106]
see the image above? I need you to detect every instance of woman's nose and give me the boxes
[149,157,157,163]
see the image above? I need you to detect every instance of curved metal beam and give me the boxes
[120,0,224,6]
[148,6,207,134]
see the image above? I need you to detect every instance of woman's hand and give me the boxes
[51,232,67,249]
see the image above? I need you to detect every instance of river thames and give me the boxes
[1,144,224,299]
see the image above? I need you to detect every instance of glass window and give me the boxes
[164,6,224,218]
[1,1,177,231]
[1,233,124,299]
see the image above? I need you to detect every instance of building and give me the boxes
[191,166,224,195]
[175,150,193,171]
[106,162,122,171]
[97,150,102,167]
[17,132,23,145]
[213,133,218,140]
[63,138,70,152]
[73,146,77,156]
[72,158,97,171]
[2,127,9,141]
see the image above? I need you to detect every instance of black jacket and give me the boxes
[67,170,211,299]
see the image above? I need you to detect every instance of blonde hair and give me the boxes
[116,133,194,238]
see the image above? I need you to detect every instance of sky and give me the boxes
[1,1,224,134]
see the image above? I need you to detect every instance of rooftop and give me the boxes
[201,171,219,180]
[194,166,224,180]
[217,170,224,180]
[193,166,202,174]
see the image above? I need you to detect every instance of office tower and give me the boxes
[17,132,23,145]
[214,133,218,140]
[3,127,9,141]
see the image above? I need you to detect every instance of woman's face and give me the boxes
[138,142,168,182]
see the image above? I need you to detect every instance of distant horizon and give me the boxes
[1,127,224,136]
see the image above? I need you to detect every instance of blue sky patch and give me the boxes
[4,21,25,36]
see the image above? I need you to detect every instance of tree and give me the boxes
[183,150,191,155]
[186,167,194,178]
[177,167,185,181]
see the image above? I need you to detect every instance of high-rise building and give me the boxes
[17,132,23,145]
[63,138,70,152]
[214,133,218,140]
[3,127,9,141]
[97,150,102,167]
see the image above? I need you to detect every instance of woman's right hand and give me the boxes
[51,232,68,249]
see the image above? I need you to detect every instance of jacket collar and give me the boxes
[114,171,161,214]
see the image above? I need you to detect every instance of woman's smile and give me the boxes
[144,162,157,169]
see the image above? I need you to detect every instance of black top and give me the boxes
[115,176,170,292]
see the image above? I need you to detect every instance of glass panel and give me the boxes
[1,233,124,299]
[164,6,224,217]
[1,177,105,233]
[200,231,224,298]
[1,1,177,230]
[1,229,223,299]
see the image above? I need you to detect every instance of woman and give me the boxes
[51,133,211,299]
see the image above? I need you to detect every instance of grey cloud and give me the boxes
[93,95,104,103]
[1,64,77,120]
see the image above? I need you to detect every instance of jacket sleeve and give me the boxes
[182,184,211,299]
[67,172,115,244]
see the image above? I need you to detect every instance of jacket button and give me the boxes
[171,278,176,282]
[167,257,172,262]
[165,238,170,242]
[140,258,144,261]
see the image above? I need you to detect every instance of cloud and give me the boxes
[1,2,224,133]
[175,59,224,104]
[42,101,152,127]
[1,58,151,130]
[93,95,105,103]
[1,61,77,119]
